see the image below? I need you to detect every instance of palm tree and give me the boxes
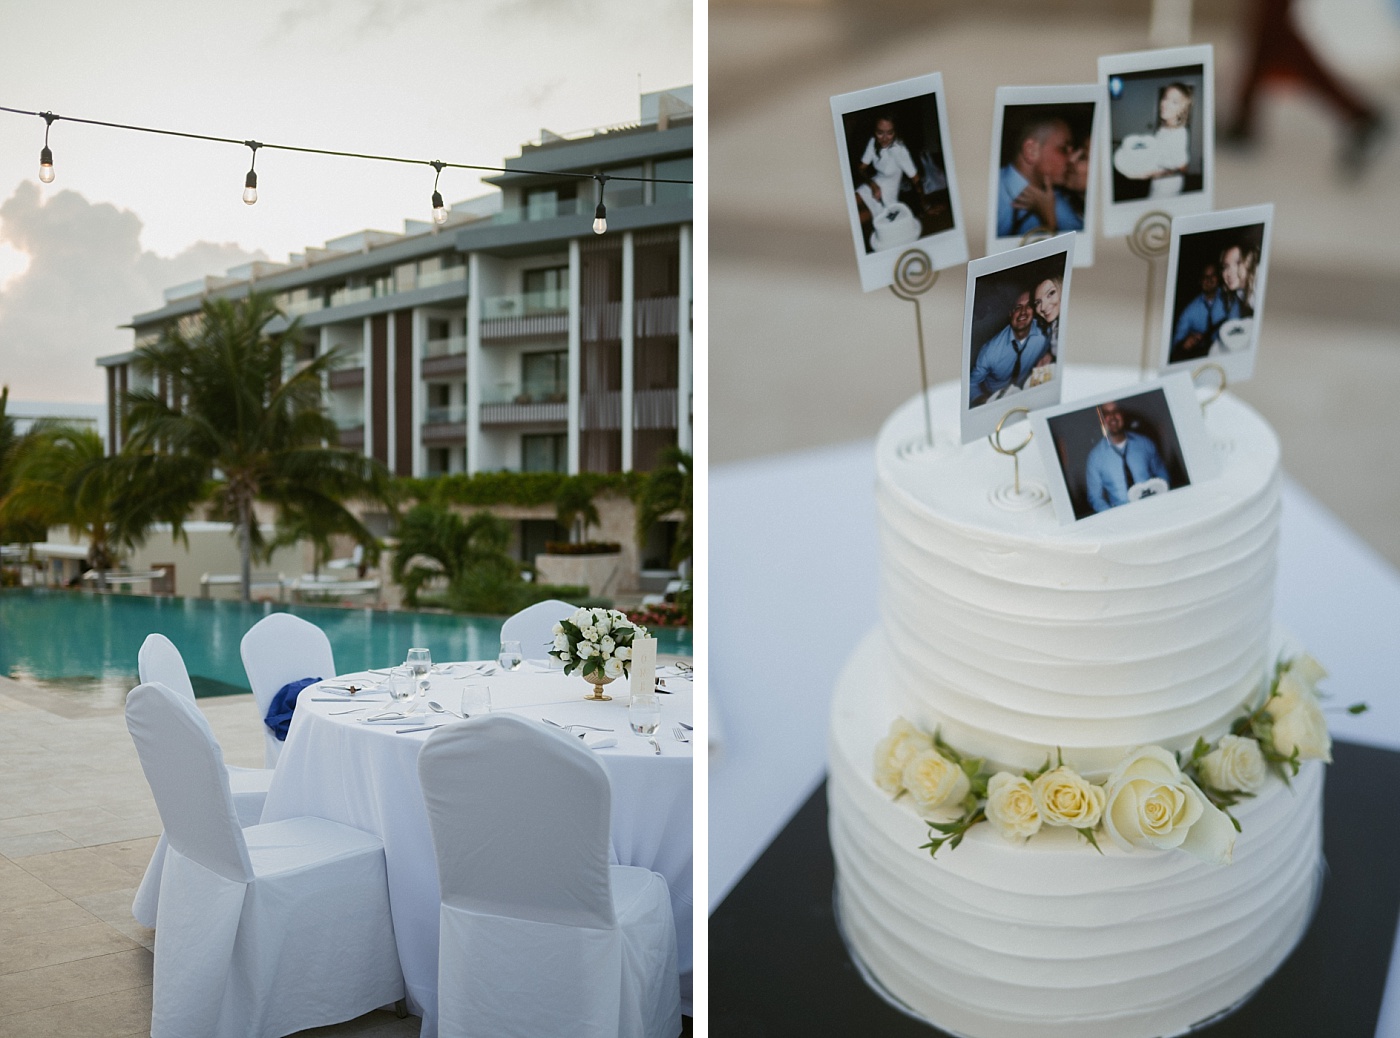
[123,292,392,602]
[634,446,692,570]
[0,387,45,545]
[0,423,164,588]
[391,505,517,610]
[555,477,600,545]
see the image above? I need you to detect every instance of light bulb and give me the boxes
[38,146,54,183]
[243,169,258,205]
[592,202,607,235]
[431,190,448,225]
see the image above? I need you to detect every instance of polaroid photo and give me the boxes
[985,84,1104,268]
[1031,373,1215,525]
[1159,204,1274,383]
[1098,45,1214,239]
[831,73,968,291]
[961,233,1075,444]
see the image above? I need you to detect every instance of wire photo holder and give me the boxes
[1128,209,1174,376]
[890,248,939,448]
[987,406,1050,510]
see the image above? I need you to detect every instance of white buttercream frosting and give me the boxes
[829,632,1322,1038]
[874,366,1281,774]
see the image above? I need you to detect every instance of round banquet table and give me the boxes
[257,662,694,1037]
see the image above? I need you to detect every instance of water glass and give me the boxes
[461,683,492,718]
[406,647,432,714]
[498,640,523,672]
[388,666,415,710]
[628,693,661,737]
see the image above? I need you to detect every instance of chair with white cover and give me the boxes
[132,633,275,928]
[240,612,336,767]
[419,714,680,1038]
[498,598,576,661]
[126,681,403,1038]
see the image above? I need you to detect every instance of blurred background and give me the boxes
[711,0,1400,565]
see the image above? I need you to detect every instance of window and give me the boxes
[521,351,567,401]
[427,448,450,475]
[524,183,575,221]
[522,433,567,473]
[427,318,451,340]
[653,157,692,205]
[522,267,568,312]
[429,384,451,408]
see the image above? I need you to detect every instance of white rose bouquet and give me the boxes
[549,607,647,682]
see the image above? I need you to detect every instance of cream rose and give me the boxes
[985,772,1041,842]
[872,718,928,794]
[1102,746,1235,864]
[1197,735,1267,793]
[1268,678,1332,763]
[1031,767,1105,829]
[603,656,624,679]
[901,748,971,816]
[1289,653,1327,691]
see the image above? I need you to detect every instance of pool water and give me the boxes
[0,588,691,706]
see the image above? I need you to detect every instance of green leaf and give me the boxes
[1348,702,1369,715]
[1076,827,1104,854]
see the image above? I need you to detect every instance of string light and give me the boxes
[592,174,608,235]
[38,112,57,183]
[242,142,260,205]
[430,160,448,225]
[0,103,692,233]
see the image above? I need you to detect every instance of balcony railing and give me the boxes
[418,266,467,290]
[284,297,324,317]
[328,285,374,308]
[482,290,569,320]
[481,381,568,406]
[425,405,467,425]
[424,335,467,358]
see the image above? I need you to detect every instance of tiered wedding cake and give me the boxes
[828,366,1326,1038]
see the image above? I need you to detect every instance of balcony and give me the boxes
[328,366,364,389]
[422,335,467,378]
[423,406,467,447]
[480,380,568,426]
[418,266,467,290]
[481,290,570,341]
[335,421,365,449]
[424,335,467,358]
[425,405,467,425]
[329,285,374,308]
[284,297,324,317]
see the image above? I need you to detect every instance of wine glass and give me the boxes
[628,694,661,737]
[498,640,523,672]
[406,647,431,715]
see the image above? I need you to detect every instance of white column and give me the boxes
[361,316,374,459]
[621,231,635,472]
[385,311,397,469]
[677,223,693,453]
[318,326,333,445]
[411,307,426,477]
[466,254,482,474]
[567,238,581,475]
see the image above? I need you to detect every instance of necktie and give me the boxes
[1117,444,1135,490]
[1010,339,1026,386]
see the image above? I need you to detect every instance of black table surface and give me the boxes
[711,740,1400,1038]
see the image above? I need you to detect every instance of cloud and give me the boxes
[0,182,263,403]
[270,0,439,41]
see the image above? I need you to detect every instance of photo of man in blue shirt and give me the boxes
[997,116,1082,239]
[1085,401,1171,512]
[1169,260,1244,363]
[969,289,1051,405]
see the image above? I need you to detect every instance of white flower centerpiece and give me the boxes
[549,607,648,701]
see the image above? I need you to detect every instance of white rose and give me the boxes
[872,718,929,795]
[596,615,612,634]
[553,633,570,652]
[985,772,1041,842]
[901,748,971,817]
[1031,767,1105,829]
[615,645,631,661]
[577,641,597,659]
[579,624,598,642]
[599,635,616,655]
[1288,653,1327,691]
[552,621,564,635]
[603,656,623,678]
[1197,735,1266,793]
[1102,745,1235,863]
[1268,677,1332,763]
[570,608,590,626]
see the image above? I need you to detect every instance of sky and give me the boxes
[0,0,693,403]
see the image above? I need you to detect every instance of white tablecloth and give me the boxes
[259,664,694,1036]
[711,442,1400,1036]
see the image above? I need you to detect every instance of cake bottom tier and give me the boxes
[829,629,1325,1038]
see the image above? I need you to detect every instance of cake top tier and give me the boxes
[876,365,1279,568]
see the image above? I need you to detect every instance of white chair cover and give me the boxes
[132,634,273,929]
[419,715,680,1038]
[499,598,576,661]
[126,682,403,1038]
[239,612,336,767]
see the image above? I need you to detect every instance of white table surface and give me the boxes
[710,440,1400,1036]
[260,664,694,1036]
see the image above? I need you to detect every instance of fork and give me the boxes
[542,718,613,732]
[672,726,690,744]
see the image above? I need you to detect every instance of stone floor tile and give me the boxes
[0,830,84,859]
[0,859,64,909]
[72,888,153,950]
[87,837,159,878]
[12,846,141,899]
[0,981,152,1038]
[0,898,98,941]
[0,807,121,840]
[0,921,139,975]
[0,946,151,1013]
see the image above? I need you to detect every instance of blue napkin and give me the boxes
[264,677,322,741]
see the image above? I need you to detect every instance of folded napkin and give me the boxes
[580,732,617,750]
[264,677,322,740]
[523,658,556,673]
[360,712,414,724]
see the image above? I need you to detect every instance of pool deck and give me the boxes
[0,675,418,1037]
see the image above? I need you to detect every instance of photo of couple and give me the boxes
[994,102,1094,241]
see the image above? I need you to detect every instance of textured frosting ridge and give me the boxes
[874,366,1282,774]
[829,632,1322,1038]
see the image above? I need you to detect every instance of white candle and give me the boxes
[630,636,657,698]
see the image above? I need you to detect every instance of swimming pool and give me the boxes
[0,589,691,706]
